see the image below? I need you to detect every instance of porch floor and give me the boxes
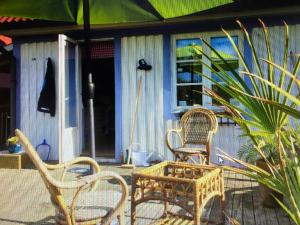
[0,165,294,225]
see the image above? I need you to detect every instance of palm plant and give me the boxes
[193,19,299,145]
[193,20,300,224]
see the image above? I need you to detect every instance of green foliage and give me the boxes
[195,20,300,224]
[238,138,278,164]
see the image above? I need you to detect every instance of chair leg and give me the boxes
[174,154,178,161]
[198,154,203,164]
[206,155,210,165]
[118,212,125,225]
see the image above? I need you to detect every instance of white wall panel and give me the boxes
[121,35,164,159]
[20,42,59,160]
[252,24,300,97]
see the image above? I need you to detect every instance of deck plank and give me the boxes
[242,176,255,225]
[223,170,237,221]
[264,207,280,225]
[275,207,292,225]
[0,167,295,225]
[231,173,244,224]
[250,179,268,225]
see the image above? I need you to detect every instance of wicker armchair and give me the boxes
[15,129,128,225]
[166,108,218,164]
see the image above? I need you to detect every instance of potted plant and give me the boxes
[6,136,21,153]
[238,137,283,207]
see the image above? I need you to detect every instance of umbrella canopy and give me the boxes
[0,0,233,24]
[0,0,76,22]
[148,0,233,19]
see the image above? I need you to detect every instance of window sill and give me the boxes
[171,105,226,114]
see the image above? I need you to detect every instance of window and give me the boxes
[176,39,202,106]
[171,31,243,111]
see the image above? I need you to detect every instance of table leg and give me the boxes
[131,177,137,225]
[194,184,200,225]
[163,191,169,217]
[220,170,225,223]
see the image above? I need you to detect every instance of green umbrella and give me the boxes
[0,0,233,24]
[148,0,233,19]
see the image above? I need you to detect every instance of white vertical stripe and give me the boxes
[121,35,164,159]
[20,42,59,160]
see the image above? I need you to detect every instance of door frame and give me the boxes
[58,34,82,163]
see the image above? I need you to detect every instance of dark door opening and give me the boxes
[0,53,14,149]
[82,41,115,158]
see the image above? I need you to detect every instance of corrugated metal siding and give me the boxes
[121,35,164,158]
[121,34,245,166]
[252,24,300,96]
[20,42,59,160]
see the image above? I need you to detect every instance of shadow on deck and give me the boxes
[0,165,293,225]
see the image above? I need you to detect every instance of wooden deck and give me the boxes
[0,165,293,225]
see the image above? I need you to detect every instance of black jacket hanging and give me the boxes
[37,58,56,117]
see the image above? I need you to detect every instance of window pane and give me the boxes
[177,85,202,106]
[212,85,232,104]
[211,36,238,81]
[176,38,202,60]
[65,41,77,127]
[177,62,202,83]
[211,36,238,105]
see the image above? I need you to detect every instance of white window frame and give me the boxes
[171,30,244,113]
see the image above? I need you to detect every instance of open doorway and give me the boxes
[0,48,14,149]
[82,41,115,158]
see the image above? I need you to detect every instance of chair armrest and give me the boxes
[51,171,128,191]
[166,128,183,151]
[69,171,129,224]
[45,157,101,181]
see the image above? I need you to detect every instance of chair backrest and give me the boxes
[15,129,61,200]
[180,108,218,145]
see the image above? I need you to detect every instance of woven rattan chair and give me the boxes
[166,108,218,164]
[15,129,128,225]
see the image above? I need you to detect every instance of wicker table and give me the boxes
[0,150,31,169]
[131,161,225,225]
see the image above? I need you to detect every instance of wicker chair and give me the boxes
[166,108,218,164]
[15,129,128,225]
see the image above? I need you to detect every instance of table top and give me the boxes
[0,150,26,156]
[132,161,221,182]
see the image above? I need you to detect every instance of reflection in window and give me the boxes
[211,36,238,105]
[176,38,202,106]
